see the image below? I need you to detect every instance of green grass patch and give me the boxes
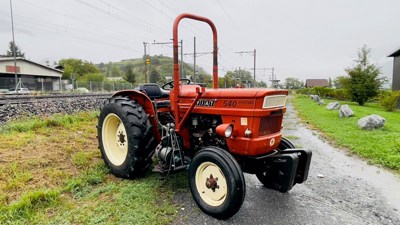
[0,111,98,134]
[0,112,187,224]
[293,95,400,170]
[0,189,61,223]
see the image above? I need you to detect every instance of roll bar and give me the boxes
[172,13,219,92]
[172,13,219,131]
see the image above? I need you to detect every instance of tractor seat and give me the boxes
[136,83,170,100]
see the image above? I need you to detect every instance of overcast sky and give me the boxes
[1,0,399,85]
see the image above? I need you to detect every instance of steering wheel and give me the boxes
[162,78,191,90]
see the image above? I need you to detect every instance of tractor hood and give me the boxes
[179,86,288,99]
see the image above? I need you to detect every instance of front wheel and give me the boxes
[188,147,245,220]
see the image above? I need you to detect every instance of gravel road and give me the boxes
[172,102,400,225]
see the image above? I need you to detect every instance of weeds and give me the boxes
[0,111,185,224]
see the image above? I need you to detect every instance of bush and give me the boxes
[334,89,351,101]
[296,88,310,95]
[379,90,400,112]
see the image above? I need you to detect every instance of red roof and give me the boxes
[305,79,329,87]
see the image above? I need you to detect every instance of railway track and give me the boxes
[0,93,111,107]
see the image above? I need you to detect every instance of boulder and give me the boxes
[357,115,385,130]
[318,100,325,105]
[339,105,354,117]
[309,95,320,102]
[326,102,340,110]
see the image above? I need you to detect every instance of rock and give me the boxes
[357,115,385,130]
[317,174,325,178]
[318,100,325,105]
[312,95,320,102]
[0,96,107,124]
[339,105,354,117]
[326,102,340,110]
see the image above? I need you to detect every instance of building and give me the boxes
[388,48,400,91]
[0,57,63,92]
[305,79,329,88]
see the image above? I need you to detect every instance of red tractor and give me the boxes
[97,13,311,219]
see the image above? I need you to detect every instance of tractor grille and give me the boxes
[259,115,282,136]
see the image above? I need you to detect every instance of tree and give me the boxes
[343,45,386,105]
[78,73,105,82]
[333,76,349,89]
[6,41,25,57]
[59,58,100,79]
[149,68,160,83]
[125,66,136,84]
[328,77,333,88]
[257,80,268,88]
[284,77,304,89]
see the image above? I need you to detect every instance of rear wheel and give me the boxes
[188,147,245,219]
[97,96,155,178]
[256,137,295,192]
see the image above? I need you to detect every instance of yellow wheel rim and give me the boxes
[102,113,128,166]
[195,162,228,207]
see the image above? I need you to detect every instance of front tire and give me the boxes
[188,147,245,220]
[97,96,155,178]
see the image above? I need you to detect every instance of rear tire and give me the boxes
[97,96,155,178]
[188,147,245,220]
[256,137,295,192]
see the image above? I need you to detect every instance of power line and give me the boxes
[216,0,250,43]
[74,0,170,40]
[0,11,136,46]
[0,18,142,54]
[235,50,257,87]
[96,0,170,35]
[19,0,144,38]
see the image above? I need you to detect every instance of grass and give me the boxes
[292,95,400,170]
[0,112,188,224]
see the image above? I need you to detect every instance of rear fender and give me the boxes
[112,90,161,142]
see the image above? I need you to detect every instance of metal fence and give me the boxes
[0,77,135,93]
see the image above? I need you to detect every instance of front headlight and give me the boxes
[262,95,287,109]
[216,124,234,138]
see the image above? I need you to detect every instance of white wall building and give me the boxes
[0,57,63,92]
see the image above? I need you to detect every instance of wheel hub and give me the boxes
[102,113,128,166]
[116,123,126,148]
[205,174,219,192]
[195,162,228,207]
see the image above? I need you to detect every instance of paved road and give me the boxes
[172,102,400,225]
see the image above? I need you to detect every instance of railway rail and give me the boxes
[0,93,111,107]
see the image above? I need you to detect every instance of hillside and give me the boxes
[96,55,211,84]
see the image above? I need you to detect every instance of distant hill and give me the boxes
[95,55,210,84]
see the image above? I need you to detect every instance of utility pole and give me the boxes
[9,0,18,93]
[193,36,196,83]
[268,67,280,88]
[153,40,184,78]
[184,36,214,84]
[252,67,275,87]
[235,49,256,87]
[143,42,148,83]
[180,40,183,79]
